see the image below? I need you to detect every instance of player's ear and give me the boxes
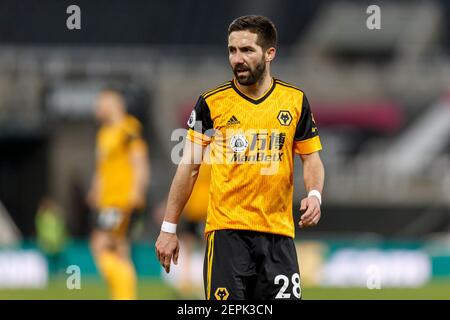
[266,47,276,62]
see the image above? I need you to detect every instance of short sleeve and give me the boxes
[186,95,214,146]
[294,94,322,154]
[129,138,148,154]
[123,117,148,154]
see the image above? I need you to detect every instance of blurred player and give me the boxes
[87,86,150,300]
[156,15,325,300]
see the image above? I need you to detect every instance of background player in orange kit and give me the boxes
[87,87,150,300]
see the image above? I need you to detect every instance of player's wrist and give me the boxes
[307,190,322,205]
[161,221,177,234]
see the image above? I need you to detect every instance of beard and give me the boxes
[233,59,266,86]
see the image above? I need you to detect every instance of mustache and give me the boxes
[234,64,250,72]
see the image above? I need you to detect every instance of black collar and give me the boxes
[231,78,276,105]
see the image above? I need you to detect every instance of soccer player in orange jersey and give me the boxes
[87,87,150,299]
[156,15,324,300]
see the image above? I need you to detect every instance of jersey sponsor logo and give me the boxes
[277,110,293,126]
[229,131,286,164]
[249,132,286,150]
[226,115,240,126]
[214,287,229,300]
[231,151,284,163]
[187,110,196,128]
[230,134,248,152]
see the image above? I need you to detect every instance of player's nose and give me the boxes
[231,52,245,65]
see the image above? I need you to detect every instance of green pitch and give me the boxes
[0,278,449,300]
[304,282,450,300]
[0,277,177,300]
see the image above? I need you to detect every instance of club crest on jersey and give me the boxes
[187,110,196,128]
[277,110,293,126]
[230,134,248,153]
[214,287,229,300]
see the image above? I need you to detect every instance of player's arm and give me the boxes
[299,151,324,228]
[87,135,101,210]
[156,94,213,273]
[129,138,150,210]
[86,172,100,210]
[294,93,325,228]
[156,138,206,273]
[163,139,204,224]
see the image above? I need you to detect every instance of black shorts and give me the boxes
[204,230,302,300]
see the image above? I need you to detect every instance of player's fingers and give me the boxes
[301,208,320,227]
[303,198,320,218]
[300,205,315,221]
[311,214,321,226]
[173,246,179,265]
[299,218,313,228]
[155,245,161,261]
[299,199,307,212]
[304,207,320,224]
[157,250,164,265]
[163,255,172,273]
[304,213,318,226]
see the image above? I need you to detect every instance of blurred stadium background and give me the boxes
[1,0,450,299]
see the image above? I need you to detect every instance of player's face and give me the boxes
[228,31,267,86]
[95,91,123,123]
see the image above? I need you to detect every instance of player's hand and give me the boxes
[299,196,321,228]
[130,189,146,209]
[155,232,179,273]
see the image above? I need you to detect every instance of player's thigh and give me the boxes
[90,229,114,256]
[203,230,255,300]
[95,208,132,237]
[253,237,302,300]
[114,237,131,261]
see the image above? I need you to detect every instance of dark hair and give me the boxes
[228,15,277,50]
